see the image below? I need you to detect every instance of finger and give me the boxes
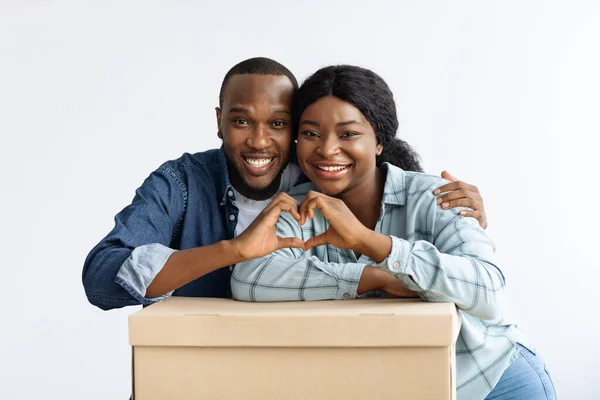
[263,192,295,211]
[440,198,483,211]
[299,191,319,225]
[441,170,457,182]
[458,210,487,227]
[300,196,321,224]
[433,180,479,196]
[266,196,301,222]
[278,236,306,250]
[264,201,301,225]
[436,189,482,204]
[304,232,328,250]
[270,201,301,223]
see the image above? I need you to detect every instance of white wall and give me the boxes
[1,1,598,399]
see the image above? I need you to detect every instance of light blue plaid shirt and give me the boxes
[232,163,531,400]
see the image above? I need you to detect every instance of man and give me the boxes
[82,57,486,310]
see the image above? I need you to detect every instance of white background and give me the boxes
[1,1,598,399]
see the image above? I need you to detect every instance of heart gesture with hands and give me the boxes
[299,191,392,262]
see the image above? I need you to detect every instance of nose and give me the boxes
[316,136,340,158]
[246,124,271,150]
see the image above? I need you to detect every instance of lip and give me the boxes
[310,162,353,180]
[241,155,277,176]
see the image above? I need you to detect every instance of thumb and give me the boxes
[277,236,305,250]
[441,170,457,182]
[304,232,328,250]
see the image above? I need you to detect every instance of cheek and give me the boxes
[272,130,293,148]
[295,139,314,165]
[223,128,250,148]
[346,140,377,163]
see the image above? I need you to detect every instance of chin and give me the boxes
[313,182,346,197]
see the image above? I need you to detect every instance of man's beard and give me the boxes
[228,160,286,201]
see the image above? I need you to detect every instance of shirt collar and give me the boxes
[380,162,407,206]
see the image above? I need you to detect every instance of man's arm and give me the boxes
[82,165,244,310]
[143,241,243,298]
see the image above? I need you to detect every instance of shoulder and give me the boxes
[160,149,221,173]
[404,171,448,195]
[152,149,224,185]
[382,163,448,204]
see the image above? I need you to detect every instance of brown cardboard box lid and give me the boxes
[129,297,460,348]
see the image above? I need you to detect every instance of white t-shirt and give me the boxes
[233,163,303,237]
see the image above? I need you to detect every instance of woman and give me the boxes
[231,65,556,399]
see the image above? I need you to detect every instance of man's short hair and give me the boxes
[219,57,298,108]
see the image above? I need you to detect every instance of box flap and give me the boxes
[129,297,460,348]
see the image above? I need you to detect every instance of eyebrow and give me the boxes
[228,107,290,115]
[300,120,362,128]
[336,120,361,127]
[229,107,249,114]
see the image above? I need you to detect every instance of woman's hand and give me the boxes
[299,191,392,261]
[299,191,369,252]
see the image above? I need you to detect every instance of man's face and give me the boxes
[217,74,295,200]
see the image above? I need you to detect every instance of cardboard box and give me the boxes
[130,297,460,400]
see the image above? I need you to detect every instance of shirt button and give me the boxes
[230,214,236,221]
[228,190,233,197]
[343,293,351,299]
[229,266,233,271]
[392,262,400,271]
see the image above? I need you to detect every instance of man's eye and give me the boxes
[233,119,249,125]
[271,120,287,128]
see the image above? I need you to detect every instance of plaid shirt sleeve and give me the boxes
[380,195,506,321]
[231,212,366,302]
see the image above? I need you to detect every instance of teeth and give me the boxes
[245,157,273,168]
[317,165,348,172]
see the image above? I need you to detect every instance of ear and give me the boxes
[376,144,383,156]
[215,107,223,139]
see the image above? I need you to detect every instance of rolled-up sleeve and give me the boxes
[380,207,505,321]
[115,243,177,305]
[82,165,185,310]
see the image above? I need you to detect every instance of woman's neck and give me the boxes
[340,167,385,231]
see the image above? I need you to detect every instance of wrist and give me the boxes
[357,266,386,295]
[357,230,392,263]
[221,239,247,264]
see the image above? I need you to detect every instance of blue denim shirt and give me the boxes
[82,147,303,310]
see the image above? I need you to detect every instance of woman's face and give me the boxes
[296,96,381,197]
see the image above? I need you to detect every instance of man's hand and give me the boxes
[434,170,488,229]
[231,193,305,261]
[299,191,369,252]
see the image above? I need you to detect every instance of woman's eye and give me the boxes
[341,131,358,138]
[302,131,319,137]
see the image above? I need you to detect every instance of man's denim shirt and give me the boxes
[82,147,302,310]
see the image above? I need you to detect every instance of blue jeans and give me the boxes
[485,344,557,399]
